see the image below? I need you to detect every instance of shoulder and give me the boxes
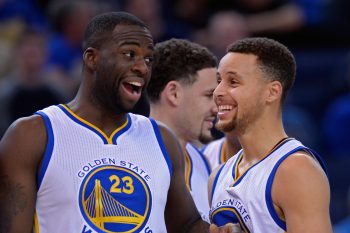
[153,121,183,167]
[276,151,327,179]
[0,114,47,166]
[273,150,330,208]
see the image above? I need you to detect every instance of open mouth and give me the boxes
[218,105,233,113]
[123,81,143,95]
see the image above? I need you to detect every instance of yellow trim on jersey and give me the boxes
[61,104,128,144]
[220,140,227,164]
[34,211,39,233]
[232,137,290,185]
[184,150,192,191]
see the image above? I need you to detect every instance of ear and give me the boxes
[266,80,282,103]
[163,80,183,106]
[83,47,98,71]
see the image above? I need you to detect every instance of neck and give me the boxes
[67,84,128,137]
[224,138,241,161]
[238,117,287,163]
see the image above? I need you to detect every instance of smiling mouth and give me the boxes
[123,81,143,94]
[218,105,233,113]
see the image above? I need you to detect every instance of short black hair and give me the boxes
[227,37,296,103]
[82,11,148,50]
[147,38,217,102]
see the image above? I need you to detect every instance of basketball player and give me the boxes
[0,12,211,233]
[201,130,241,169]
[209,37,332,232]
[147,38,218,222]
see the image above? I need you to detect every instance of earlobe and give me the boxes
[83,47,98,70]
[267,81,282,103]
[164,81,182,106]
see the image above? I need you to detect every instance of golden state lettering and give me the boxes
[79,165,152,233]
[210,198,251,233]
[119,160,151,182]
[78,158,116,178]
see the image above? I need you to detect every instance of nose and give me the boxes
[213,81,225,99]
[131,57,149,76]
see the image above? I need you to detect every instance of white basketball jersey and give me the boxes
[34,105,172,233]
[185,143,211,222]
[201,137,225,170]
[210,138,325,233]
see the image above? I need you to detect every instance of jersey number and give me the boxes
[109,175,134,194]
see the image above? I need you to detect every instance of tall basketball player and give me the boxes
[0,12,212,233]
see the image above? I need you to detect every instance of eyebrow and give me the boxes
[118,40,154,50]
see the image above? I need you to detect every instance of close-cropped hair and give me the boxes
[147,38,217,102]
[82,11,147,50]
[227,37,296,103]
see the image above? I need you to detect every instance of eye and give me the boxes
[205,92,214,99]
[144,56,154,65]
[230,78,239,86]
[216,72,222,84]
[123,51,135,58]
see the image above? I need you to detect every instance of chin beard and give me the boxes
[216,120,236,133]
[198,133,214,144]
[92,83,131,115]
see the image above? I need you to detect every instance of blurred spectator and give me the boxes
[122,0,186,42]
[206,0,327,46]
[193,11,248,58]
[0,28,63,138]
[123,0,165,42]
[46,0,97,99]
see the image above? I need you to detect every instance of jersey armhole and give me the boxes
[149,118,173,176]
[210,164,225,204]
[35,111,55,190]
[265,146,305,231]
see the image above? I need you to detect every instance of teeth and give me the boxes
[127,81,142,87]
[218,105,233,111]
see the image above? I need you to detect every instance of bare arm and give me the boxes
[208,164,224,207]
[158,123,209,233]
[273,152,332,233]
[0,115,46,233]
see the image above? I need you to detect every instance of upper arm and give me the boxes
[208,164,224,207]
[272,152,332,233]
[157,123,209,233]
[0,115,47,233]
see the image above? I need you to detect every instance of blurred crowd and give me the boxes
[0,0,350,229]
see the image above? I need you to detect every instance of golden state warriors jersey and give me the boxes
[209,138,326,233]
[201,137,225,170]
[185,143,211,222]
[34,105,172,233]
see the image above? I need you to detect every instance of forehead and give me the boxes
[190,67,217,90]
[111,24,154,49]
[218,52,258,75]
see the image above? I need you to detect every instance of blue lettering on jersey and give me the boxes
[210,198,251,233]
